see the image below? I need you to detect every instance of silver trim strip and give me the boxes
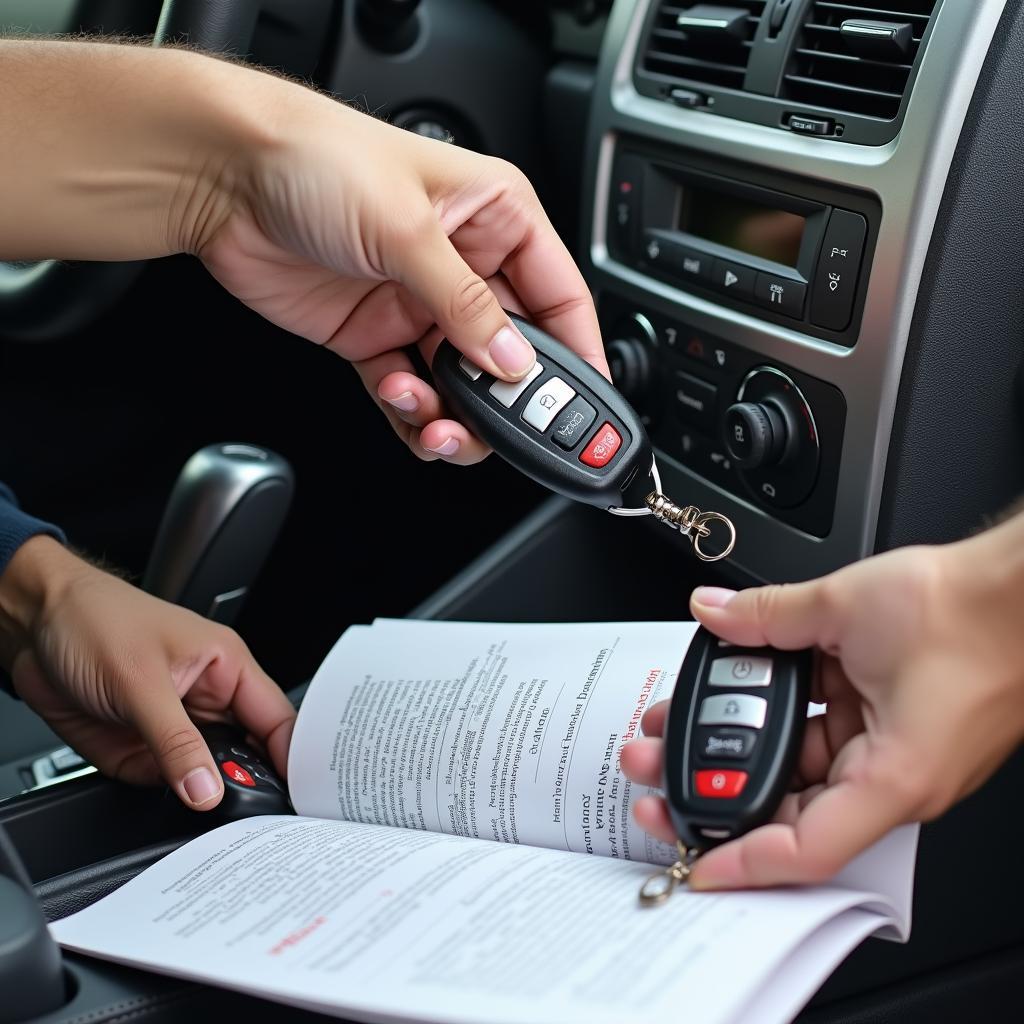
[583,0,1007,582]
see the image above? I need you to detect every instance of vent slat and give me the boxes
[793,47,913,72]
[640,0,765,92]
[782,0,938,120]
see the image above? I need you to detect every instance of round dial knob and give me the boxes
[607,336,652,403]
[723,400,791,469]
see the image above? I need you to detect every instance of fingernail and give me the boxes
[382,390,419,413]
[182,767,221,806]
[425,436,460,457]
[692,587,738,609]
[488,325,536,379]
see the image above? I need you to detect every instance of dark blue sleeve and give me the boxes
[0,484,66,699]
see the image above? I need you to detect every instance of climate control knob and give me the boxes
[606,313,658,421]
[723,401,791,470]
[723,367,820,509]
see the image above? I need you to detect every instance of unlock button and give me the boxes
[522,377,575,432]
[698,693,767,729]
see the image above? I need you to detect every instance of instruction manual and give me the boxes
[51,619,919,1024]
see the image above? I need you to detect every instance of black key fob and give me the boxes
[432,315,655,510]
[198,722,293,820]
[663,628,811,851]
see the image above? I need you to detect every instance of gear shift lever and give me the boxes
[142,444,294,626]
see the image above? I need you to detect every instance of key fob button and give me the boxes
[221,761,256,787]
[708,655,773,688]
[458,355,484,380]
[698,693,767,729]
[698,726,757,760]
[580,422,623,468]
[522,377,576,432]
[551,396,597,450]
[694,769,748,798]
[489,362,543,407]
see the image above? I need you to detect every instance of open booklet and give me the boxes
[51,619,919,1024]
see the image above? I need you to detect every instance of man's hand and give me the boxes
[0,40,606,465]
[621,520,1024,890]
[193,87,607,465]
[0,537,295,810]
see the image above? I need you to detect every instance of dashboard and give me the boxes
[584,0,1008,582]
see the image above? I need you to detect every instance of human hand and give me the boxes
[0,538,296,810]
[620,528,1024,889]
[190,75,607,464]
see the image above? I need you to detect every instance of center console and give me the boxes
[583,0,1007,582]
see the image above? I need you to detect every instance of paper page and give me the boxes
[51,816,890,1024]
[730,908,881,1024]
[289,619,700,866]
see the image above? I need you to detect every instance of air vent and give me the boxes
[640,2,768,91]
[783,1,939,120]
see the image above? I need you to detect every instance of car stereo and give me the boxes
[609,147,873,344]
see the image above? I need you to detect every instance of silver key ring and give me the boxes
[691,512,737,563]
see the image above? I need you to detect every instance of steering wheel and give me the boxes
[0,0,260,343]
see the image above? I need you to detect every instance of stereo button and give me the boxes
[711,259,756,299]
[811,210,867,331]
[755,273,807,318]
[672,371,718,433]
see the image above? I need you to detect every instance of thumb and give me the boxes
[396,221,536,381]
[128,676,224,810]
[688,758,912,889]
[690,577,840,651]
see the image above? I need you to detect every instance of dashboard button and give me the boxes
[754,273,807,317]
[522,377,575,432]
[668,87,706,108]
[550,396,597,450]
[711,259,756,299]
[666,243,714,283]
[672,371,717,432]
[789,114,835,136]
[609,153,643,261]
[811,209,867,331]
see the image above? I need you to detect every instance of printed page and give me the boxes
[51,816,890,1024]
[288,619,700,866]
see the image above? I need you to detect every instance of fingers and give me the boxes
[498,225,609,379]
[688,764,911,890]
[395,220,538,382]
[125,669,225,811]
[619,737,663,788]
[354,354,492,464]
[633,795,678,845]
[690,577,842,652]
[640,699,670,738]
[216,654,296,780]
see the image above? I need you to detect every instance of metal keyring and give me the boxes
[691,512,737,563]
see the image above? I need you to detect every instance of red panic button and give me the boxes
[695,769,748,799]
[579,422,623,468]
[222,761,256,787]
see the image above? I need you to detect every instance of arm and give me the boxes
[0,39,607,462]
[622,506,1024,889]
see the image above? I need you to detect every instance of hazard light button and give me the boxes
[579,422,623,468]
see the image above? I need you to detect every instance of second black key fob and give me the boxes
[663,627,812,851]
[199,722,294,821]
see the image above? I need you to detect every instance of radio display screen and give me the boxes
[679,186,806,267]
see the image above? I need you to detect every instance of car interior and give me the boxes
[1,0,1023,1021]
